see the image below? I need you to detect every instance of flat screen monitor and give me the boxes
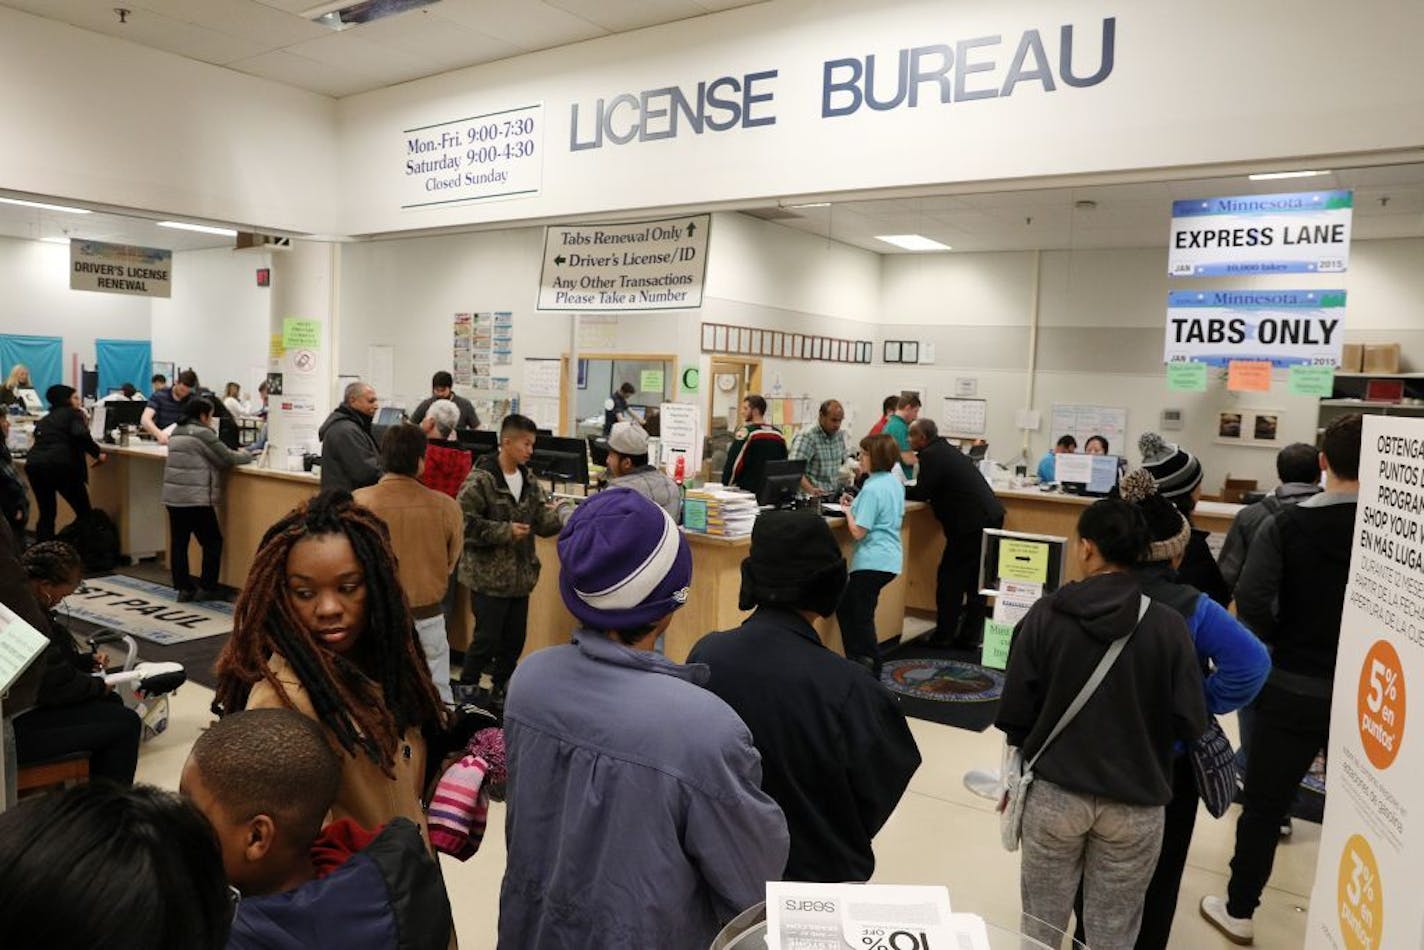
[375,407,404,428]
[457,428,497,451]
[758,458,806,508]
[1059,454,1120,497]
[587,435,610,468]
[16,388,42,414]
[103,399,145,430]
[967,442,989,461]
[531,435,590,485]
[977,528,1068,597]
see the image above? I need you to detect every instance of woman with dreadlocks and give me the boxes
[213,490,447,841]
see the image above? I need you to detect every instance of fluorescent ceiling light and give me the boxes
[157,221,238,237]
[40,236,71,244]
[875,234,952,251]
[0,196,91,214]
[307,0,441,30]
[1248,170,1331,181]
[788,202,831,209]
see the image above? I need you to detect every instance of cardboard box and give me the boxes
[1363,343,1401,375]
[1340,342,1364,373]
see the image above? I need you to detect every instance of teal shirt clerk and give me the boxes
[849,471,905,575]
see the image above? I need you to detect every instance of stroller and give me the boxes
[86,630,187,741]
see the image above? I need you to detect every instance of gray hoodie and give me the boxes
[162,422,252,507]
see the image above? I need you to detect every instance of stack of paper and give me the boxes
[684,488,759,537]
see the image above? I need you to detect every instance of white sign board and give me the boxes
[658,401,702,477]
[1165,289,1347,367]
[766,882,954,950]
[1305,415,1424,950]
[70,239,172,298]
[538,214,710,312]
[400,104,543,210]
[0,601,49,696]
[1049,404,1127,455]
[1167,189,1353,277]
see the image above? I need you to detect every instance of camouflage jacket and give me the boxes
[456,454,566,597]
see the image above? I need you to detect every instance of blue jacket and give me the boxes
[228,818,452,950]
[500,632,789,949]
[1135,562,1269,715]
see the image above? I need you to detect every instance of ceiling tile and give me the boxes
[226,48,377,98]
[544,0,706,33]
[134,0,329,48]
[251,0,315,13]
[350,10,523,72]
[691,0,767,10]
[434,0,605,50]
[3,1,267,64]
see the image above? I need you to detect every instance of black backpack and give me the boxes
[58,509,123,572]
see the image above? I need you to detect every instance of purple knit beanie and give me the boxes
[557,488,692,631]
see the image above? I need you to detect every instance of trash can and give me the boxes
[711,901,767,950]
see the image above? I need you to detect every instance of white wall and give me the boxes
[149,247,272,399]
[338,0,1424,235]
[0,236,150,382]
[0,6,338,234]
[879,238,1424,486]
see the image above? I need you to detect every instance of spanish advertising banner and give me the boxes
[1167,189,1352,277]
[1164,289,1346,367]
[1305,415,1424,950]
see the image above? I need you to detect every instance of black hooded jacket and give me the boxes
[317,404,381,493]
[995,571,1207,806]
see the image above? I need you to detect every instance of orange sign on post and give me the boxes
[1227,360,1272,392]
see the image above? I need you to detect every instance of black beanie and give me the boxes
[739,510,848,617]
[1119,469,1191,563]
[45,384,75,408]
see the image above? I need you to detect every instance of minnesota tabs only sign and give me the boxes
[1165,289,1347,367]
[1167,190,1353,277]
[538,214,709,312]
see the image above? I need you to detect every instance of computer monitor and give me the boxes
[1059,454,1120,497]
[587,435,610,468]
[16,388,42,414]
[967,442,989,461]
[375,407,404,428]
[103,399,145,430]
[758,459,807,508]
[457,427,497,448]
[531,435,590,486]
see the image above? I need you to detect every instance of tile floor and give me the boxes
[138,684,1315,949]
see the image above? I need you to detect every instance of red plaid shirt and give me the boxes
[421,441,473,498]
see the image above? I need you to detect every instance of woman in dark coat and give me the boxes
[24,385,105,542]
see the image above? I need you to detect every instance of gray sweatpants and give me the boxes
[1020,778,1164,950]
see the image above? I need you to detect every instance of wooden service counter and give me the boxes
[904,486,1243,613]
[517,503,938,664]
[18,444,321,588]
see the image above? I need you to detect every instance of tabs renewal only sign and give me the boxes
[538,214,709,312]
[1165,289,1347,368]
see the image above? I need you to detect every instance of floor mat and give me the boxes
[55,574,233,645]
[879,642,1004,733]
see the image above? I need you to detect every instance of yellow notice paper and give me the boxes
[639,369,664,393]
[269,333,285,359]
[998,538,1049,583]
[282,317,321,350]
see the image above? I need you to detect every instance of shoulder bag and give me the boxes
[999,596,1149,852]
[1189,715,1238,818]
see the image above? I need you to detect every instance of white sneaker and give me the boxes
[1200,895,1254,945]
[1280,818,1293,838]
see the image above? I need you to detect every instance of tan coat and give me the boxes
[354,474,463,610]
[246,653,430,843]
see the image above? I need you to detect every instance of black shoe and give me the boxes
[175,589,197,603]
[194,588,223,603]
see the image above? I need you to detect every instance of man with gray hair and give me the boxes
[317,381,382,492]
[419,399,473,499]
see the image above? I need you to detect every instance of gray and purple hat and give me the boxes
[557,488,692,631]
